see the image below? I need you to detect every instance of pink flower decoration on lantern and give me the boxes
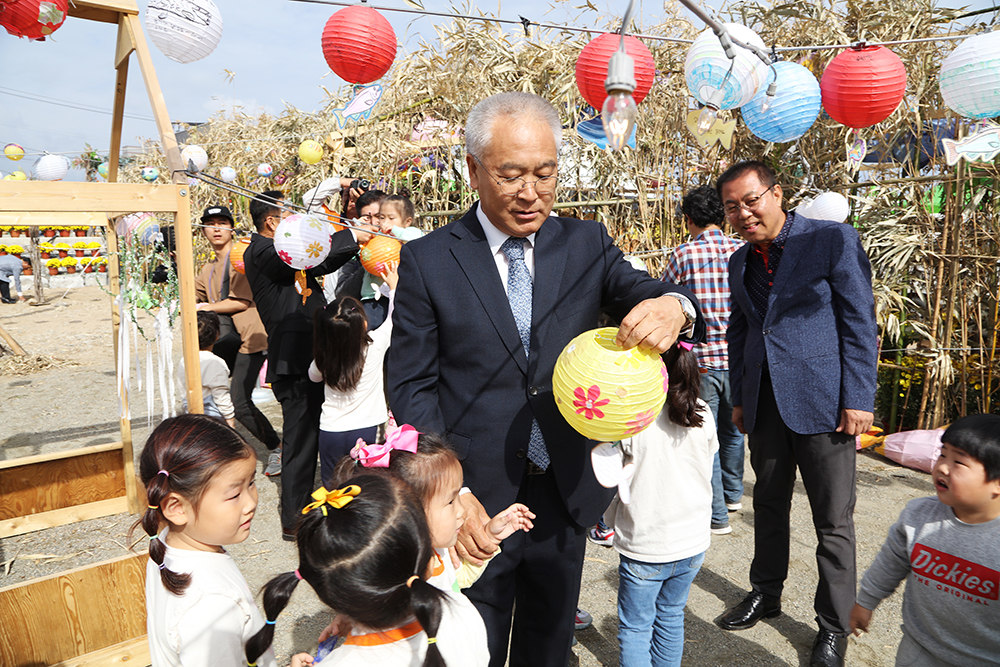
[278,250,293,264]
[625,409,657,434]
[573,385,610,420]
[661,365,669,393]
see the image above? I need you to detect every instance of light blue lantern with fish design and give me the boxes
[742,61,821,143]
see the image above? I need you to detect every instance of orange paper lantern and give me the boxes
[359,236,401,276]
[820,45,907,129]
[321,6,397,84]
[230,238,250,274]
[575,33,656,110]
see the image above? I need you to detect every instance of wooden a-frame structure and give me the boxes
[0,3,203,665]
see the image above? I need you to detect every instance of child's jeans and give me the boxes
[617,551,705,667]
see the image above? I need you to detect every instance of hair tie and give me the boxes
[427,638,437,645]
[149,534,158,541]
[265,620,275,626]
[248,662,257,667]
[406,575,419,588]
[294,569,303,580]
[157,469,170,478]
[148,505,159,510]
[677,341,694,351]
[158,562,166,570]
[302,485,361,514]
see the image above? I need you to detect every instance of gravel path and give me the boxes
[0,286,928,666]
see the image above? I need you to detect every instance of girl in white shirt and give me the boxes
[136,414,273,667]
[602,342,719,667]
[245,473,490,667]
[309,262,398,485]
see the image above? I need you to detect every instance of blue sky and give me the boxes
[0,0,995,181]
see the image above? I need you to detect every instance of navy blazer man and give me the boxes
[388,92,704,667]
[717,162,876,667]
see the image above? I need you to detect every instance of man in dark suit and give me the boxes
[243,191,370,539]
[388,92,705,667]
[715,162,877,667]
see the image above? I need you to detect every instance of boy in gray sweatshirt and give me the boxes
[850,414,1000,667]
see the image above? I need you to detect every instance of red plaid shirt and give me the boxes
[662,228,744,370]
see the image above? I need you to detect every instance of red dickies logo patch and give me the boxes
[911,544,999,602]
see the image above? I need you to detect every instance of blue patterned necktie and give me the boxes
[501,237,550,470]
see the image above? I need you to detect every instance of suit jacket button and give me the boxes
[528,386,538,396]
[516,449,526,459]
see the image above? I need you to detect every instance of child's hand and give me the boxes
[290,653,314,667]
[487,503,535,540]
[849,603,872,636]
[380,261,399,290]
[319,615,352,642]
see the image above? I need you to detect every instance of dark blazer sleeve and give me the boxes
[829,224,877,412]
[727,250,749,409]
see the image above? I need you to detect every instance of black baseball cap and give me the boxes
[201,205,235,225]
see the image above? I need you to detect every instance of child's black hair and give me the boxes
[246,473,449,667]
[130,414,254,595]
[662,344,704,428]
[197,310,220,350]
[942,414,1000,481]
[313,296,371,392]
[381,194,416,224]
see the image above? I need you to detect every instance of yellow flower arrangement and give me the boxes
[45,258,61,268]
[86,241,101,249]
[54,242,70,250]
[72,241,88,249]
[61,256,78,267]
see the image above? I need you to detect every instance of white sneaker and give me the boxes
[726,502,743,511]
[265,450,281,477]
[711,523,733,535]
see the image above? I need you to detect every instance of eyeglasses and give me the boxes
[724,184,776,218]
[472,155,558,196]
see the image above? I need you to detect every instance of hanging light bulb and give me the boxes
[697,106,719,134]
[760,80,778,113]
[601,0,639,152]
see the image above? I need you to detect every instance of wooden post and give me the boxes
[28,226,43,304]
[0,321,26,355]
[107,15,134,184]
[174,186,203,414]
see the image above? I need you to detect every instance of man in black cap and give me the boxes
[194,205,283,476]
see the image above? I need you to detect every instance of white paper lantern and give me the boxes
[685,24,770,110]
[741,61,822,143]
[34,154,70,181]
[939,31,1000,120]
[797,192,850,223]
[273,214,332,270]
[219,166,237,183]
[181,145,208,172]
[146,0,223,64]
[257,163,273,177]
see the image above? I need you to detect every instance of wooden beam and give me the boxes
[0,553,146,666]
[0,442,123,471]
[114,10,137,69]
[0,211,109,227]
[0,497,129,538]
[173,187,204,414]
[67,0,139,24]
[108,17,134,184]
[0,321,26,355]
[0,182,183,214]
[127,13,184,180]
[50,637,150,667]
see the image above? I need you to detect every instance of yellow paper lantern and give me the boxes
[299,139,324,164]
[230,238,250,274]
[359,235,401,276]
[4,143,24,161]
[553,327,668,441]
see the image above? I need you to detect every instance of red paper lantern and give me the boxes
[321,6,397,84]
[820,45,907,129]
[0,0,68,40]
[359,236,401,276]
[575,33,656,110]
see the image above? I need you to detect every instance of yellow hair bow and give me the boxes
[302,485,361,515]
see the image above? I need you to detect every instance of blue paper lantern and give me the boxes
[741,61,822,143]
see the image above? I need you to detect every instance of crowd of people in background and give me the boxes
[145,92,1000,667]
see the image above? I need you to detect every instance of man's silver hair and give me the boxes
[465,92,563,158]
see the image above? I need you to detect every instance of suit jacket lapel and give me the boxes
[729,246,764,328]
[450,209,528,375]
[766,212,808,321]
[530,217,568,372]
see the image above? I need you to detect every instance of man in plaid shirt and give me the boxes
[663,185,745,534]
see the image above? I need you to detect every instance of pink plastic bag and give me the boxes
[876,430,944,473]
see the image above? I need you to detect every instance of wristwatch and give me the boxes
[665,293,696,334]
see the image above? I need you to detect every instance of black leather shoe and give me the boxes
[809,629,847,667]
[717,591,781,630]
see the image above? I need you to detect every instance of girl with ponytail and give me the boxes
[598,342,717,667]
[132,413,273,667]
[246,473,488,667]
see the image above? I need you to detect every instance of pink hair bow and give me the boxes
[678,341,694,351]
[350,424,421,467]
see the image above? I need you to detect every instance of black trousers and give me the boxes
[271,375,324,531]
[231,351,280,450]
[0,280,10,301]
[748,370,857,634]
[464,468,586,667]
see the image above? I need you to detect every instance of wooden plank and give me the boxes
[50,637,150,667]
[114,11,137,69]
[0,554,147,666]
[68,0,139,24]
[0,448,126,521]
[0,182,182,214]
[173,188,204,414]
[0,321,26,355]
[0,442,123,471]
[0,212,109,227]
[128,13,184,180]
[108,18,132,184]
[0,497,129,538]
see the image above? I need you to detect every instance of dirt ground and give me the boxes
[0,286,930,666]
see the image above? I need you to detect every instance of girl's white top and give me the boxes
[317,590,489,667]
[145,529,276,667]
[605,399,718,563]
[308,292,394,432]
